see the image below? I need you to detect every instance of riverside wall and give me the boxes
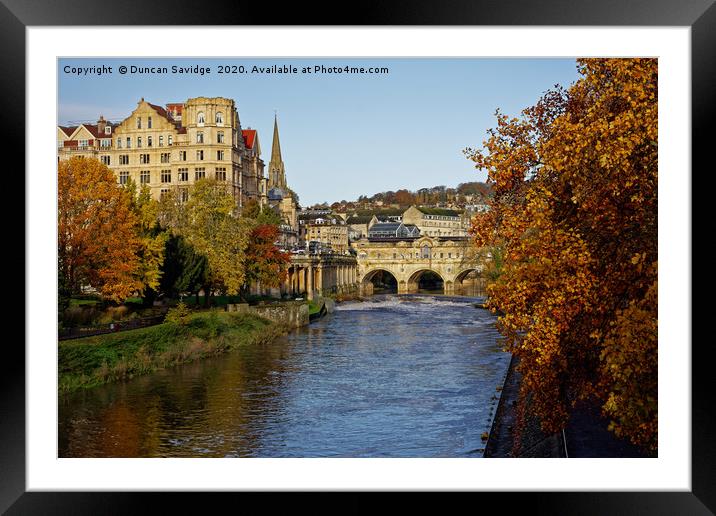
[226,301,310,329]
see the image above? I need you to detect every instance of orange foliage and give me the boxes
[466,59,658,451]
[58,157,143,302]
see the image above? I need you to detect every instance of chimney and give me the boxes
[97,115,106,134]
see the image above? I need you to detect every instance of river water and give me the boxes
[58,295,510,457]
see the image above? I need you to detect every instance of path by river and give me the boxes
[59,294,510,457]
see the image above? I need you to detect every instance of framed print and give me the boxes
[6,0,710,512]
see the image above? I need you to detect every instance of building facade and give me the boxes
[305,219,350,254]
[401,205,468,237]
[57,97,265,208]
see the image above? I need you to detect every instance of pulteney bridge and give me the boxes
[354,236,487,296]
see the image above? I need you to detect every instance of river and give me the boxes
[58,294,510,457]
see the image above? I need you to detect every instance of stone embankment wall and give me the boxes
[226,302,309,328]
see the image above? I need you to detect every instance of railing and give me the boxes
[58,314,166,341]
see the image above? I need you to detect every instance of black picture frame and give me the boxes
[5,0,708,513]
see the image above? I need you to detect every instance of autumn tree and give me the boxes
[242,224,291,298]
[466,58,658,451]
[58,157,142,303]
[159,179,250,305]
[124,179,168,305]
[395,189,415,206]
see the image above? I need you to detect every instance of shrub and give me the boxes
[164,301,191,326]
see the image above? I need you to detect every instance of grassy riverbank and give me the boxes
[59,311,285,394]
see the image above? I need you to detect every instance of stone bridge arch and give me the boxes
[451,267,487,296]
[360,268,400,296]
[406,268,446,294]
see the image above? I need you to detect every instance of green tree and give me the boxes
[159,179,250,305]
[159,234,208,301]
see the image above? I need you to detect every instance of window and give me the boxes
[178,168,189,182]
[180,188,189,203]
[119,154,130,165]
[105,126,112,135]
[197,132,204,143]
[101,155,110,166]
[215,167,226,181]
[117,137,122,149]
[140,154,150,164]
[159,135,164,147]
[101,139,111,148]
[160,188,169,200]
[179,150,187,161]
[148,116,152,129]
[217,150,224,160]
[215,112,223,125]
[160,152,170,163]
[126,137,131,149]
[421,245,431,259]
[161,170,171,183]
[119,171,129,185]
[196,150,204,161]
[147,136,153,147]
[137,117,141,129]
[217,131,224,144]
[197,111,205,125]
[140,170,150,184]
[195,167,205,180]
[137,137,142,148]
[78,139,88,148]
[168,135,173,146]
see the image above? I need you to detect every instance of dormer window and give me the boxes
[104,126,112,135]
[197,112,205,125]
[215,112,223,125]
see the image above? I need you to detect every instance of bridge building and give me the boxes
[353,235,486,296]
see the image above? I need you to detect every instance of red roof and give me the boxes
[82,124,102,138]
[59,126,77,137]
[166,103,184,115]
[148,103,173,122]
[242,129,257,149]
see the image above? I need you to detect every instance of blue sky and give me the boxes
[58,58,580,206]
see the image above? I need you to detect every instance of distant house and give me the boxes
[402,205,468,238]
[368,222,420,240]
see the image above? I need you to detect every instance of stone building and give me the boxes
[305,218,350,254]
[57,97,265,208]
[401,205,468,237]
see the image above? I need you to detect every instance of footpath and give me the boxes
[485,355,650,458]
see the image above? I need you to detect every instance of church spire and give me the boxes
[268,113,286,189]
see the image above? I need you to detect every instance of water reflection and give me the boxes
[59,295,509,457]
